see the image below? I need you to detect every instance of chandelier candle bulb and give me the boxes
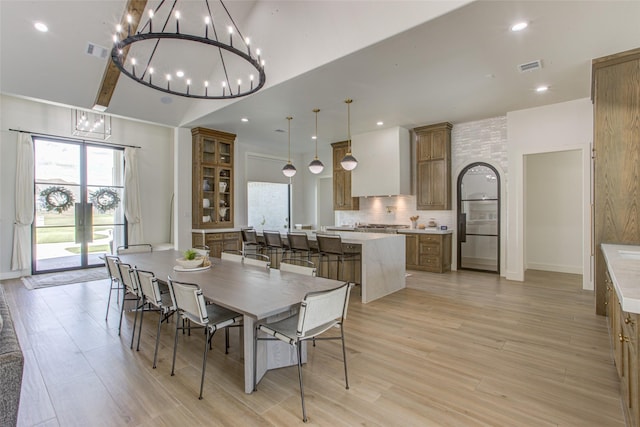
[175,11,180,33]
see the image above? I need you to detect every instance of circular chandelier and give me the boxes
[111,0,266,100]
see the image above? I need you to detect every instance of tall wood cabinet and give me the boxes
[192,127,235,229]
[332,141,359,211]
[593,48,640,315]
[414,122,452,210]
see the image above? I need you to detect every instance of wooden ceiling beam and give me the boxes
[93,0,148,110]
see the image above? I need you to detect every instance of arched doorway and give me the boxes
[457,162,500,273]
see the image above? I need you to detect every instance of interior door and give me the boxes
[33,138,125,273]
[457,163,500,273]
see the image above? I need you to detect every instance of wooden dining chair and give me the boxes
[253,282,352,422]
[167,277,243,399]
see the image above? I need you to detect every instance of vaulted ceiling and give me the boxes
[2,1,639,154]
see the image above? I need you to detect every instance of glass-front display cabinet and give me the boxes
[192,127,235,229]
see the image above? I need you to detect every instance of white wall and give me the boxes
[452,116,508,274]
[0,95,174,279]
[525,150,583,274]
[507,98,593,289]
[234,137,326,230]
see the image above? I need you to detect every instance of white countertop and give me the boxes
[601,244,640,313]
[399,229,453,235]
[193,228,241,233]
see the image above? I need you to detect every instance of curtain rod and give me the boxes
[8,128,141,149]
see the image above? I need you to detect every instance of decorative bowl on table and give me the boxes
[175,257,204,269]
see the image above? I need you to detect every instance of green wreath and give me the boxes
[90,187,121,213]
[40,186,75,214]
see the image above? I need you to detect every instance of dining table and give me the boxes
[118,249,344,393]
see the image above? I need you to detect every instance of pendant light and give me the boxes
[282,116,297,177]
[308,108,325,174]
[340,98,358,171]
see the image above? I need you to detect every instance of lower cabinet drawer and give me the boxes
[419,255,442,267]
[419,243,441,255]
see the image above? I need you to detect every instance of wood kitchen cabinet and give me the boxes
[192,231,240,258]
[607,268,640,426]
[593,48,640,315]
[192,127,235,229]
[414,122,452,210]
[405,234,419,269]
[402,232,451,273]
[332,141,359,211]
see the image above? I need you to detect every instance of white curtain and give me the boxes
[11,133,34,271]
[124,147,143,244]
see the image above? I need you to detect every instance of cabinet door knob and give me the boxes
[625,316,634,325]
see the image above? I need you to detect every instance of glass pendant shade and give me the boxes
[282,162,297,177]
[308,158,324,174]
[340,153,358,171]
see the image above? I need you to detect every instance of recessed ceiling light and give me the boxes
[34,22,48,32]
[536,85,549,93]
[311,135,317,140]
[511,21,528,32]
[241,117,249,122]
[376,121,384,126]
[176,70,184,78]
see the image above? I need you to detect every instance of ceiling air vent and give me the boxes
[86,42,108,60]
[518,59,542,73]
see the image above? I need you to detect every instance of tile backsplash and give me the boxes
[335,195,455,229]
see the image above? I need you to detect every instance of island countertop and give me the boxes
[601,244,640,313]
[254,230,406,303]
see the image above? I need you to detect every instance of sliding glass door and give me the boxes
[33,138,126,273]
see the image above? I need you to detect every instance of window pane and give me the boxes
[247,182,290,231]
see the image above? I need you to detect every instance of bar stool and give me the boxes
[316,234,359,284]
[286,232,314,261]
[263,230,288,269]
[241,228,264,257]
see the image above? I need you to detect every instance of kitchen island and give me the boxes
[193,228,406,303]
[312,231,406,303]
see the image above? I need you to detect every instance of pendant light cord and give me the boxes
[287,116,292,163]
[313,108,320,159]
[345,98,353,154]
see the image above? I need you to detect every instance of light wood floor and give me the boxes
[1,269,625,426]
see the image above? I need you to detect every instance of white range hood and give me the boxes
[351,126,410,197]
